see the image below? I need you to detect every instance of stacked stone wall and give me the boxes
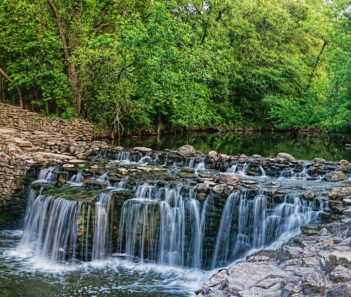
[0,103,94,141]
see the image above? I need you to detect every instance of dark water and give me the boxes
[119,133,351,161]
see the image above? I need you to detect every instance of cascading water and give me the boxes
[17,156,325,273]
[19,195,83,263]
[68,171,84,187]
[92,193,112,260]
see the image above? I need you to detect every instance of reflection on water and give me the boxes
[119,133,351,161]
[0,231,209,297]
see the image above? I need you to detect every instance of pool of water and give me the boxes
[0,231,210,297]
[118,133,351,161]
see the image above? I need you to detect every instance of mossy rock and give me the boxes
[42,187,101,202]
[111,190,134,206]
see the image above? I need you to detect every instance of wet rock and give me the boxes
[213,184,224,194]
[301,224,320,235]
[326,283,351,297]
[247,250,278,262]
[219,154,231,162]
[178,145,196,157]
[303,190,315,200]
[330,265,351,282]
[325,171,347,182]
[218,173,240,185]
[276,152,295,161]
[178,171,195,178]
[329,187,351,199]
[302,272,325,294]
[197,182,210,193]
[83,179,108,188]
[181,166,195,173]
[117,168,128,175]
[197,193,207,201]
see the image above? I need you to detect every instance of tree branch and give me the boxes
[47,0,70,61]
[0,67,23,108]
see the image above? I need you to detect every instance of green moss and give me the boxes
[43,187,101,202]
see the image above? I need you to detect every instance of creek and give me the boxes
[0,135,348,297]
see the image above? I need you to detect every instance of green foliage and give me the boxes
[0,0,345,135]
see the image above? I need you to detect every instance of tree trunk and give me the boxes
[0,67,23,108]
[48,0,82,115]
[306,38,329,91]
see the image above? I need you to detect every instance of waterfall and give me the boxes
[118,184,204,268]
[68,171,83,187]
[211,192,322,268]
[19,194,83,263]
[35,167,57,183]
[92,193,112,260]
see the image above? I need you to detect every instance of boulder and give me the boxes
[330,266,351,282]
[178,145,196,157]
[276,152,295,161]
[302,272,325,294]
[340,159,349,166]
[326,284,351,297]
[325,171,347,182]
[207,151,218,160]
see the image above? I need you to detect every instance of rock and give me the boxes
[133,146,152,152]
[326,283,351,297]
[197,193,207,201]
[325,171,347,182]
[178,145,196,157]
[340,159,349,166]
[330,266,351,282]
[181,166,195,173]
[178,171,195,178]
[207,151,218,160]
[204,269,228,287]
[218,173,240,185]
[302,272,325,294]
[117,168,128,175]
[226,262,290,291]
[329,187,351,199]
[219,154,231,162]
[314,158,326,163]
[303,190,315,200]
[324,251,351,273]
[277,152,295,161]
[5,143,23,155]
[83,179,108,188]
[197,183,210,193]
[213,184,224,193]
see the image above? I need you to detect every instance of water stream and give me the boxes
[0,146,337,296]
